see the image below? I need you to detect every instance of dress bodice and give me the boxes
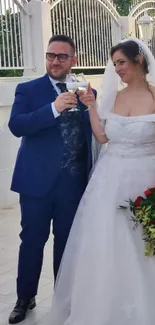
[104,113,155,158]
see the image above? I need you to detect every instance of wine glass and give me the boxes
[66,73,89,111]
[73,73,90,111]
[66,80,79,111]
[74,73,89,93]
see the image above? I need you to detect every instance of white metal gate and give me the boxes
[0,0,26,70]
[0,0,122,71]
[129,1,155,56]
[49,0,122,69]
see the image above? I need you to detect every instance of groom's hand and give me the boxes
[54,93,77,113]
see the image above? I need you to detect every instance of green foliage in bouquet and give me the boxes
[120,187,155,257]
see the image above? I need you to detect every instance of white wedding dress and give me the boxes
[51,112,155,325]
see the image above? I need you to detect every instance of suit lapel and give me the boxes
[41,74,58,103]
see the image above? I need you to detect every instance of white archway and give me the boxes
[129,0,155,17]
[134,7,155,19]
[50,0,121,25]
[129,1,155,57]
[49,0,122,68]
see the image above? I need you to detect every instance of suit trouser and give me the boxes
[17,169,87,299]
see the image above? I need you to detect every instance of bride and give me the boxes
[51,37,155,325]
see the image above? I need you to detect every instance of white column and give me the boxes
[119,16,136,39]
[111,21,122,45]
[20,0,52,77]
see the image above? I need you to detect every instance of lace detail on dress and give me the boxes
[104,113,155,158]
[51,113,155,325]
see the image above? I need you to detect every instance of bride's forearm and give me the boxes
[88,105,108,144]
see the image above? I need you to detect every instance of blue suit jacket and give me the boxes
[9,74,95,197]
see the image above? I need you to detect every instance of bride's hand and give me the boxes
[77,84,96,109]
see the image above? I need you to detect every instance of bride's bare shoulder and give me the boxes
[148,84,155,90]
[118,88,128,95]
[148,84,155,101]
[115,89,127,101]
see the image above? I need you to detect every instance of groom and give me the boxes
[8,34,97,324]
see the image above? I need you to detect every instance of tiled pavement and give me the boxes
[0,205,54,325]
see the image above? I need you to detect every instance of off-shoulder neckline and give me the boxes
[111,112,155,118]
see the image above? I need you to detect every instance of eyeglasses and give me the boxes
[46,52,74,62]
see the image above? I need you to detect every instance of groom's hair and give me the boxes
[110,40,149,74]
[48,35,75,54]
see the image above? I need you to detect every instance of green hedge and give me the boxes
[0,70,23,77]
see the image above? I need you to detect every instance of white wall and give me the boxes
[0,75,103,209]
[0,77,34,209]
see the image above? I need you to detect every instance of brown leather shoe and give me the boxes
[9,297,36,324]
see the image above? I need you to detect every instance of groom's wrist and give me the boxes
[51,102,61,118]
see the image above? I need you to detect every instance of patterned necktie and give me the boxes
[56,82,67,93]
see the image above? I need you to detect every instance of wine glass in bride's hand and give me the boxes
[73,73,89,93]
[77,83,96,111]
[75,74,90,111]
[66,73,89,111]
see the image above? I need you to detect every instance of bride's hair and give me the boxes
[110,40,149,75]
[98,37,155,119]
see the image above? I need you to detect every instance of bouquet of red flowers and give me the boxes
[120,187,155,257]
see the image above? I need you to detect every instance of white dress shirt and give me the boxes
[49,75,72,118]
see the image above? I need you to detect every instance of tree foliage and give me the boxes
[113,0,133,16]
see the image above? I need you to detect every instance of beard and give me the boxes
[47,65,70,81]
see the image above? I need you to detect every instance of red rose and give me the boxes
[135,196,144,207]
[144,189,152,196]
